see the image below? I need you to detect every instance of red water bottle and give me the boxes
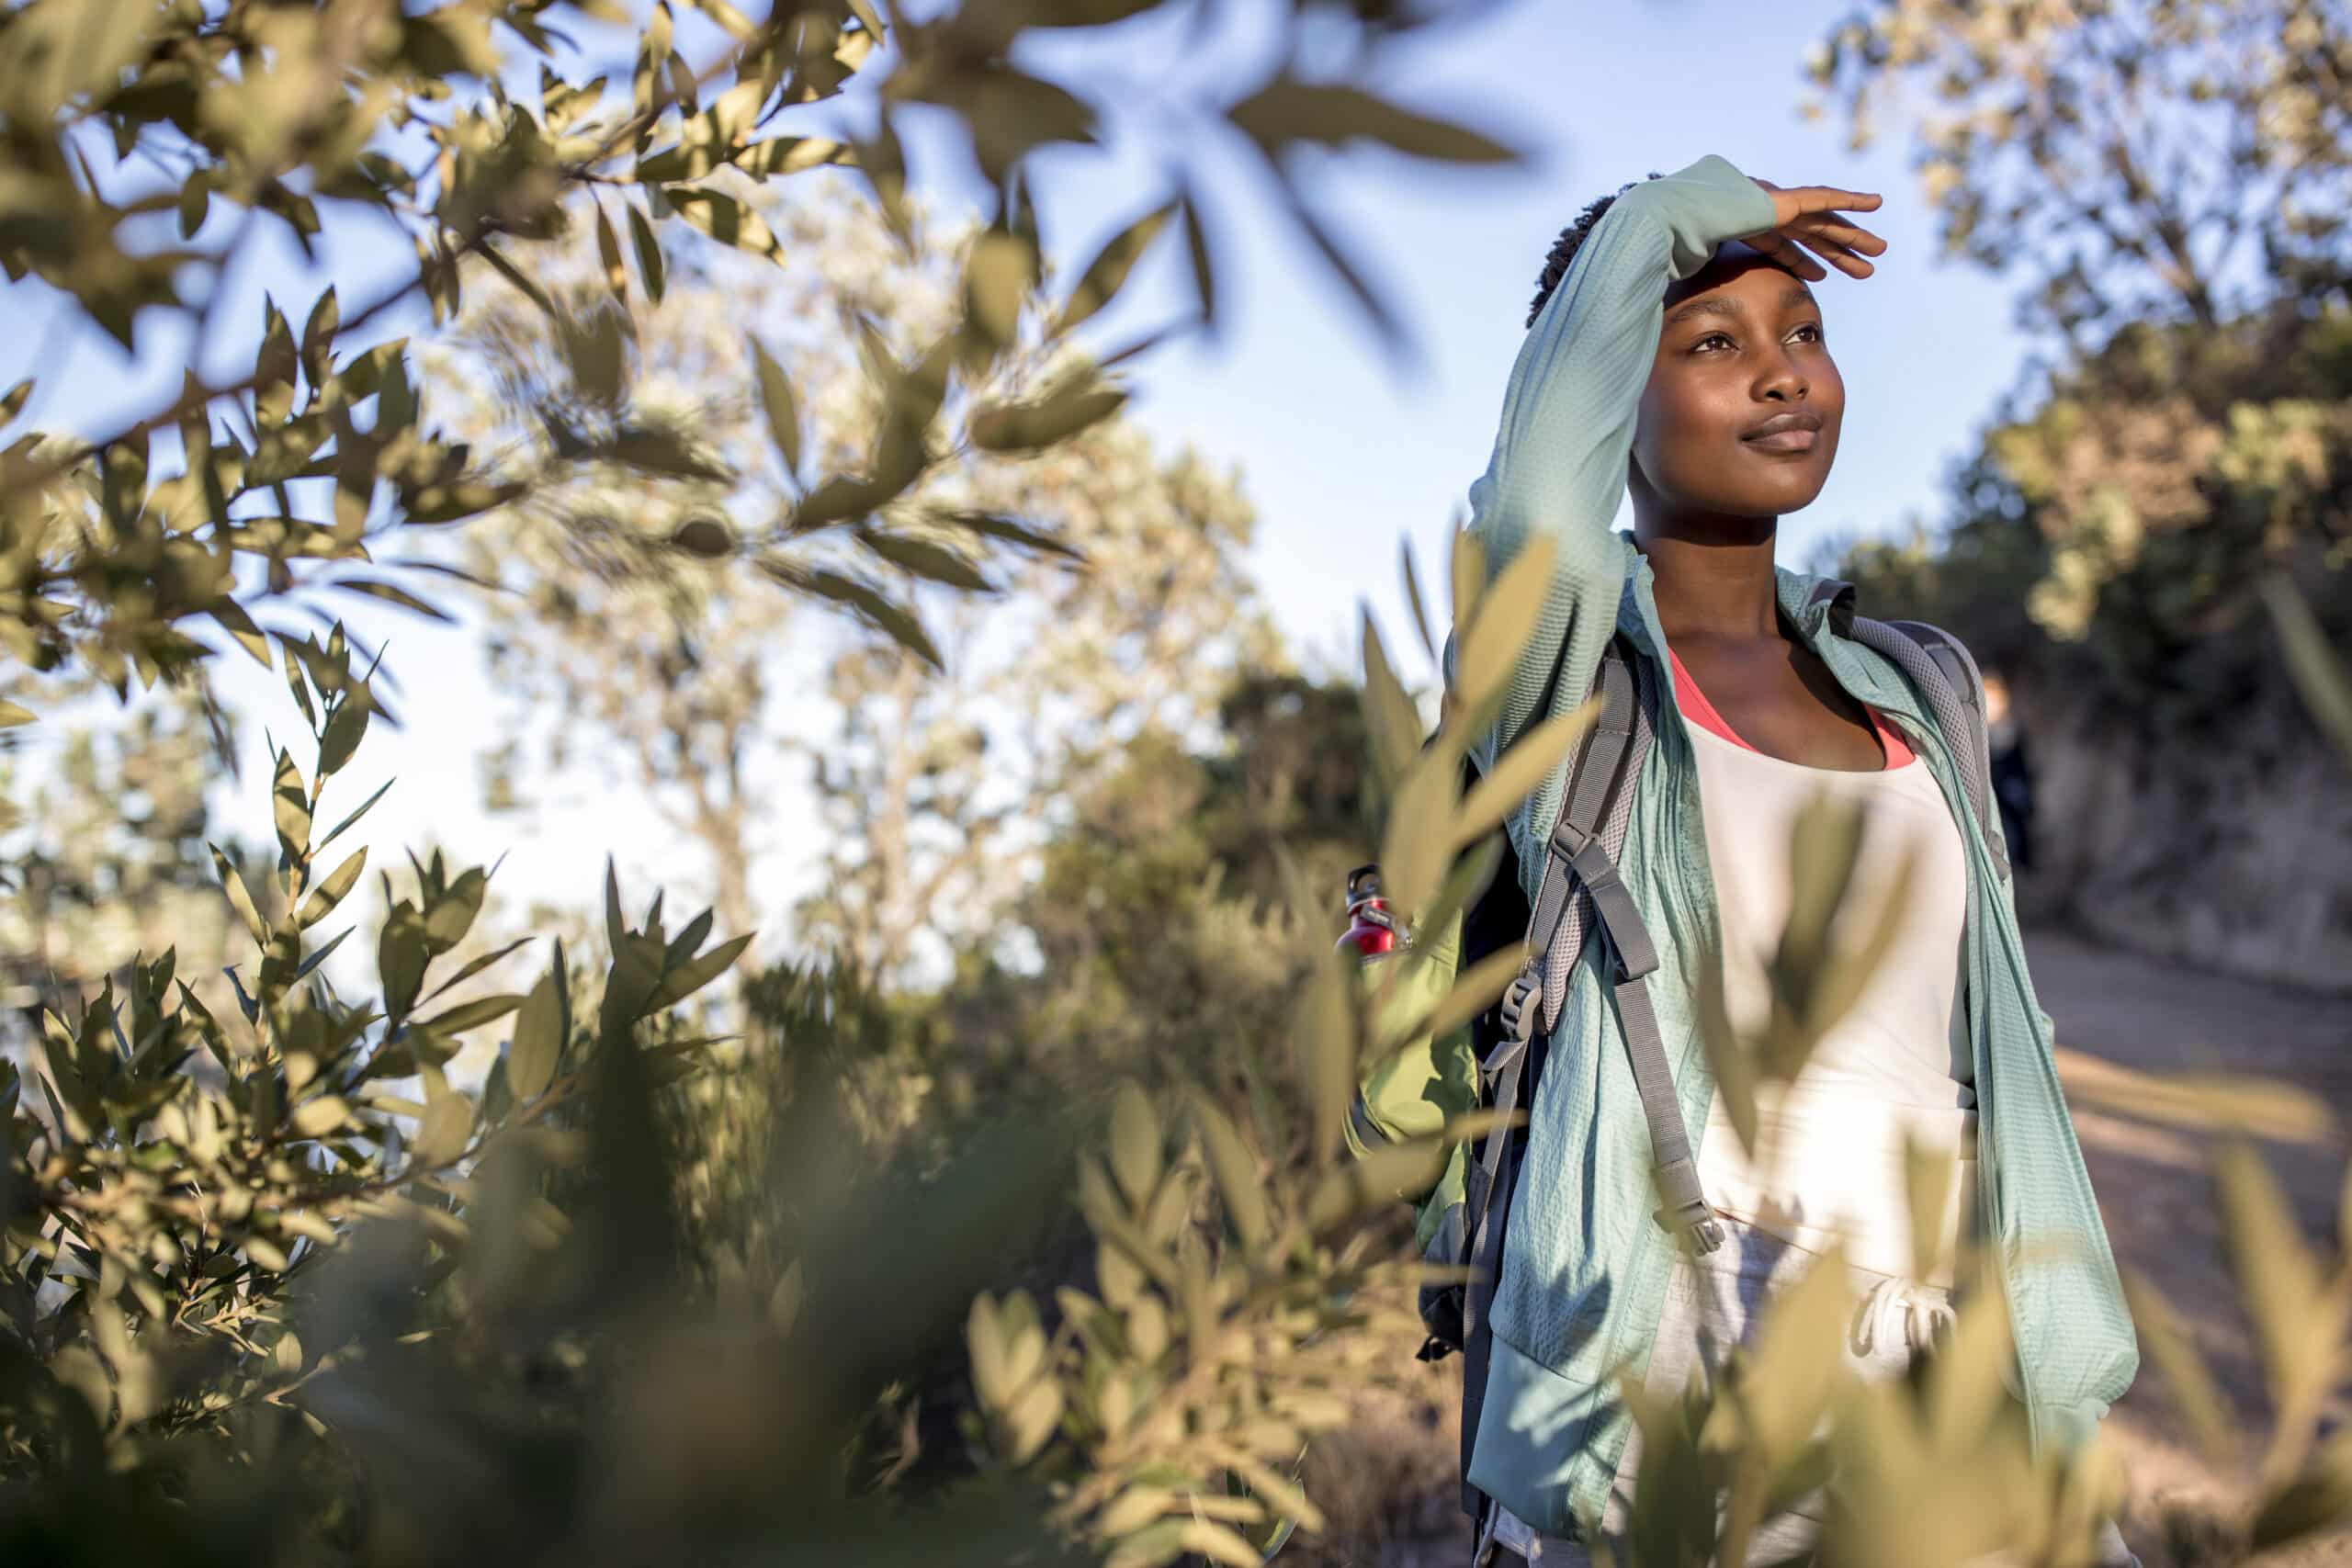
[1337,863,1400,957]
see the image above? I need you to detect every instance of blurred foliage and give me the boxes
[423,179,1276,969]
[945,672,1375,1089]
[0,618,752,1543]
[0,0,1521,728]
[0,675,250,1030]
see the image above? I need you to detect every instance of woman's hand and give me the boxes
[1740,181,1888,281]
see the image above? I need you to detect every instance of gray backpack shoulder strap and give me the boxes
[1456,637,1724,1517]
[1847,614,2010,884]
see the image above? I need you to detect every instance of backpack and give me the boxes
[1346,600,2005,1523]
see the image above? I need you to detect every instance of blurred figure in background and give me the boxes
[1984,669,2036,875]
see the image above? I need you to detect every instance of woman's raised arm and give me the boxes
[1460,153,1774,852]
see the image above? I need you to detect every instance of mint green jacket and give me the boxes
[1451,153,2138,1533]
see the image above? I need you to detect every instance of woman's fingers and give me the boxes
[1744,229,1829,281]
[1762,185,1884,242]
[1792,216,1887,256]
[1784,185,1883,214]
[1792,230,1874,279]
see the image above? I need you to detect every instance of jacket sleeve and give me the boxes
[1462,153,1777,876]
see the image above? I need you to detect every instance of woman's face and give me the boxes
[1630,243,1844,520]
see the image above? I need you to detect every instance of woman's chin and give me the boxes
[1717,468,1832,517]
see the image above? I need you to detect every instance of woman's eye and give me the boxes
[1789,322,1826,344]
[1692,333,1734,353]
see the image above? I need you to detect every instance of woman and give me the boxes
[1449,155,2140,1563]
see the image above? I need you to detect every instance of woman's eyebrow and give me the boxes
[1664,295,1743,328]
[1783,283,1821,312]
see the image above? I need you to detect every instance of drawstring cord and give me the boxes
[1849,1276,1957,1360]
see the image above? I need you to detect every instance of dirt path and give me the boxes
[2033,929,2352,1566]
[1300,929,2352,1568]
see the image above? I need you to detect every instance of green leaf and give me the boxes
[751,339,803,477]
[297,847,367,929]
[1358,611,1420,787]
[2120,1271,2234,1467]
[627,206,666,303]
[1187,1094,1270,1247]
[379,904,429,1022]
[1374,747,1460,924]
[254,295,298,421]
[645,932,753,1011]
[935,509,1080,559]
[317,693,370,776]
[1454,535,1555,709]
[507,968,566,1102]
[669,518,733,558]
[408,1087,472,1167]
[1177,1519,1266,1568]
[1401,535,1436,662]
[478,242,558,318]
[855,529,993,592]
[668,188,784,262]
[316,776,392,851]
[417,993,525,1036]
[1181,189,1216,333]
[176,175,209,241]
[763,559,942,667]
[333,577,451,621]
[272,747,311,867]
[1051,202,1175,337]
[0,700,35,728]
[1108,1083,1160,1208]
[961,228,1036,352]
[291,1096,350,1138]
[2213,1140,2338,1422]
[594,202,628,304]
[1,378,32,425]
[206,598,274,669]
[967,378,1127,454]
[300,287,339,389]
[1454,696,1599,847]
[602,424,729,481]
[1228,78,1519,164]
[209,843,270,946]
[604,859,628,958]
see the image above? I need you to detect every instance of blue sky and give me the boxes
[1,0,2043,972]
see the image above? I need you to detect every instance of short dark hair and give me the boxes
[1527,175,1660,328]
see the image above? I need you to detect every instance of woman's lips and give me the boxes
[1742,427,1820,453]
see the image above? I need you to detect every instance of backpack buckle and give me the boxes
[1654,1196,1726,1254]
[1495,964,1542,1044]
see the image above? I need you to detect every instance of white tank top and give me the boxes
[1682,711,1977,1284]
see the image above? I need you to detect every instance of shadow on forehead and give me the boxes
[1665,243,1822,321]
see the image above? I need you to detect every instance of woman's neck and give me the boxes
[1634,513,1783,645]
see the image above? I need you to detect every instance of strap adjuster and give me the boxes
[1495,965,1542,1043]
[1654,1196,1726,1254]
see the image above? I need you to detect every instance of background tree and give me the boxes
[1810,0,2352,987]
[0,679,252,1049]
[794,417,1275,990]
[423,179,1278,984]
[1807,0,2351,344]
